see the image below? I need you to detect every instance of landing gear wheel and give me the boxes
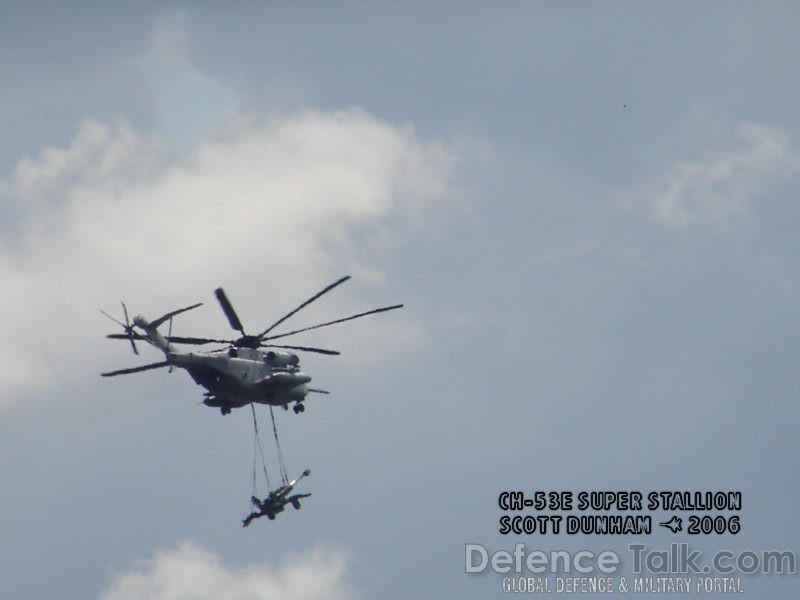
[267,513,275,520]
[293,403,305,414]
[220,407,231,415]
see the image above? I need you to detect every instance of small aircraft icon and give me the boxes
[102,276,402,415]
[242,469,312,526]
[659,516,682,533]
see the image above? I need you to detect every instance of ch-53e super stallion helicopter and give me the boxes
[101,276,402,415]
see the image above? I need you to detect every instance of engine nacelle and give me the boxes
[264,350,300,367]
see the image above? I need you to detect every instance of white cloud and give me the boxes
[100,541,357,600]
[0,107,452,402]
[141,11,240,143]
[628,121,800,232]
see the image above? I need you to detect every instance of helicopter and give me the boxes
[101,276,402,415]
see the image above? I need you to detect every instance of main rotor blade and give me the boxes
[167,335,233,345]
[263,344,341,356]
[107,332,149,341]
[151,303,203,328]
[263,304,404,341]
[214,288,245,334]
[101,361,170,377]
[258,275,351,338]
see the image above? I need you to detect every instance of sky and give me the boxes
[1,2,799,598]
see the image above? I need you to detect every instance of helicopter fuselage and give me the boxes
[129,315,312,414]
[169,347,311,413]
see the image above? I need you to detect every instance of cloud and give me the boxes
[0,107,452,402]
[100,541,357,600]
[141,11,240,143]
[627,121,800,232]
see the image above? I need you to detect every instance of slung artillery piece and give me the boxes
[242,469,312,526]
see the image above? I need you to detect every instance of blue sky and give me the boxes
[1,3,798,598]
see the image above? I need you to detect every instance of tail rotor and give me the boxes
[100,302,139,355]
